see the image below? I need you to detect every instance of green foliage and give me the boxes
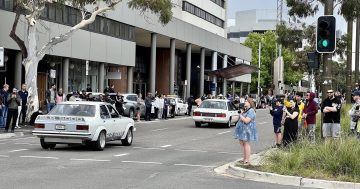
[128,0,173,24]
[285,0,320,18]
[263,104,359,182]
[243,31,303,93]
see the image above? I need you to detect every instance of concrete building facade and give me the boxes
[0,0,251,105]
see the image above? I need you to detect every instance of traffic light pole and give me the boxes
[321,0,334,100]
[320,0,334,139]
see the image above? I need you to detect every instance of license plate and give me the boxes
[55,125,65,130]
[204,118,213,121]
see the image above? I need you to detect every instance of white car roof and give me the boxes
[203,99,230,102]
[57,101,112,106]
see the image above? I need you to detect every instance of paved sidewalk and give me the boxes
[215,149,360,189]
[0,126,33,139]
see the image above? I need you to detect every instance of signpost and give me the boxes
[0,47,4,67]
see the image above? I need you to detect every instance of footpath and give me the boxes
[215,149,360,189]
[0,126,33,139]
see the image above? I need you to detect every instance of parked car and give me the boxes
[32,101,135,151]
[167,96,188,117]
[192,99,240,128]
[120,93,145,118]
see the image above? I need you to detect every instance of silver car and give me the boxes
[121,93,145,118]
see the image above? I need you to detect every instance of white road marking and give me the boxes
[11,137,36,141]
[174,149,207,153]
[151,128,168,132]
[0,143,7,145]
[165,117,192,121]
[20,156,59,160]
[70,159,111,162]
[258,122,267,125]
[9,149,28,153]
[160,145,172,148]
[217,131,231,135]
[121,161,162,165]
[0,155,9,158]
[216,151,241,155]
[133,147,165,151]
[174,163,216,168]
[14,143,38,146]
[114,153,129,157]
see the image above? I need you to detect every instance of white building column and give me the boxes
[240,82,244,96]
[199,48,205,97]
[14,52,22,90]
[63,58,69,94]
[98,62,105,93]
[186,43,191,99]
[127,66,134,93]
[169,38,175,94]
[150,33,157,95]
[222,55,228,96]
[211,51,218,96]
[58,62,63,89]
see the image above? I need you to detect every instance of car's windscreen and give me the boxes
[48,104,96,117]
[199,101,227,110]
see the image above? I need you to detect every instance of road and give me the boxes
[0,109,307,189]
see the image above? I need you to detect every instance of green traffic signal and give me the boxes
[320,39,329,47]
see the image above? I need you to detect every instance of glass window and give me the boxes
[41,5,49,19]
[107,105,120,118]
[199,101,227,110]
[55,6,63,23]
[63,6,69,24]
[48,4,55,21]
[48,104,96,117]
[4,0,13,10]
[227,102,236,111]
[100,105,110,119]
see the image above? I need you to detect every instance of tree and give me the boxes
[243,31,302,93]
[10,0,173,118]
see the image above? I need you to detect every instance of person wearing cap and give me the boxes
[303,92,318,143]
[5,88,21,133]
[321,89,342,140]
[295,92,305,139]
[269,98,283,147]
[349,90,360,135]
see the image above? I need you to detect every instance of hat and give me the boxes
[352,91,360,96]
[327,89,334,93]
[218,94,223,97]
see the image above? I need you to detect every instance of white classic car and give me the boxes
[167,96,188,117]
[192,99,239,128]
[32,101,135,151]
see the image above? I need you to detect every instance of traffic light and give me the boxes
[316,16,336,53]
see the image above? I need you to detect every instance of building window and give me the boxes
[182,1,224,28]
[0,2,135,42]
[210,0,225,8]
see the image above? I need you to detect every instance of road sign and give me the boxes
[210,83,216,91]
[86,60,89,76]
[0,47,4,67]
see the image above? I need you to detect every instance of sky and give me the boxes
[227,0,347,33]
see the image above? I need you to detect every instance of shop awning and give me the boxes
[206,64,259,79]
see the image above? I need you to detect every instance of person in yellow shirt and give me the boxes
[295,92,305,138]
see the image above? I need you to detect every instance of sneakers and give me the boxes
[15,126,21,129]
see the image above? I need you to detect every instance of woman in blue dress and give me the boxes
[234,98,257,164]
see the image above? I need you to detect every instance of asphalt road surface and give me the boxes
[0,109,310,189]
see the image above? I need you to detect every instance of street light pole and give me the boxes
[257,42,261,99]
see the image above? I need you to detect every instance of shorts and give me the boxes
[322,123,341,138]
[274,125,281,134]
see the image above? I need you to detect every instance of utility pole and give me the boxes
[257,42,261,99]
[355,16,360,84]
[321,0,334,100]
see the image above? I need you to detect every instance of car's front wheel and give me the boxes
[121,128,133,146]
[40,138,56,149]
[93,131,106,151]
[195,122,201,127]
[129,109,135,119]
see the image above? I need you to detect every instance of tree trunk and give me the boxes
[24,25,40,120]
[346,19,353,104]
[355,16,360,83]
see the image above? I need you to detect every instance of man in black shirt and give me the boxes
[321,89,342,139]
